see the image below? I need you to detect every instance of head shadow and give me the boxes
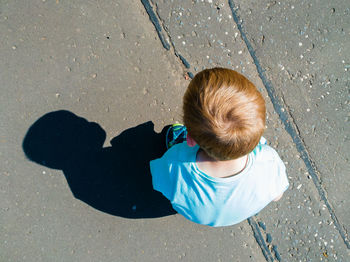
[22,110,175,218]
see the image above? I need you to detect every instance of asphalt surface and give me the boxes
[1,0,349,261]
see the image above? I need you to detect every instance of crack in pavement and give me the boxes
[141,0,194,78]
[248,217,276,262]
[141,0,170,50]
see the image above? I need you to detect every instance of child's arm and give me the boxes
[273,193,284,202]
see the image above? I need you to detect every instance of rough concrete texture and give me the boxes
[235,0,350,240]
[1,0,263,261]
[1,0,349,261]
[151,0,349,260]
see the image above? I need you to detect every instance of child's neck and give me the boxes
[196,149,248,178]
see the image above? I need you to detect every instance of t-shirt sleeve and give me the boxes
[270,155,289,200]
[149,157,173,201]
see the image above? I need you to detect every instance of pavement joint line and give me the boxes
[248,217,275,262]
[228,0,350,250]
[141,0,194,77]
[141,0,170,50]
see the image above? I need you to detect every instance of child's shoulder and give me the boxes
[162,142,197,162]
[252,142,283,164]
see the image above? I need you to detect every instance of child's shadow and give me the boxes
[22,110,175,218]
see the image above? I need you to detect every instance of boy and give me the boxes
[150,68,289,227]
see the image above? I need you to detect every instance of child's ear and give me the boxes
[186,134,197,147]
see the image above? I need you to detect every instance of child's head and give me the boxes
[183,68,266,160]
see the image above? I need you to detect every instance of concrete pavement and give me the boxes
[1,0,349,261]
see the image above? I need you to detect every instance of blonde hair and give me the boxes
[183,68,266,160]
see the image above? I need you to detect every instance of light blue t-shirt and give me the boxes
[150,139,289,227]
